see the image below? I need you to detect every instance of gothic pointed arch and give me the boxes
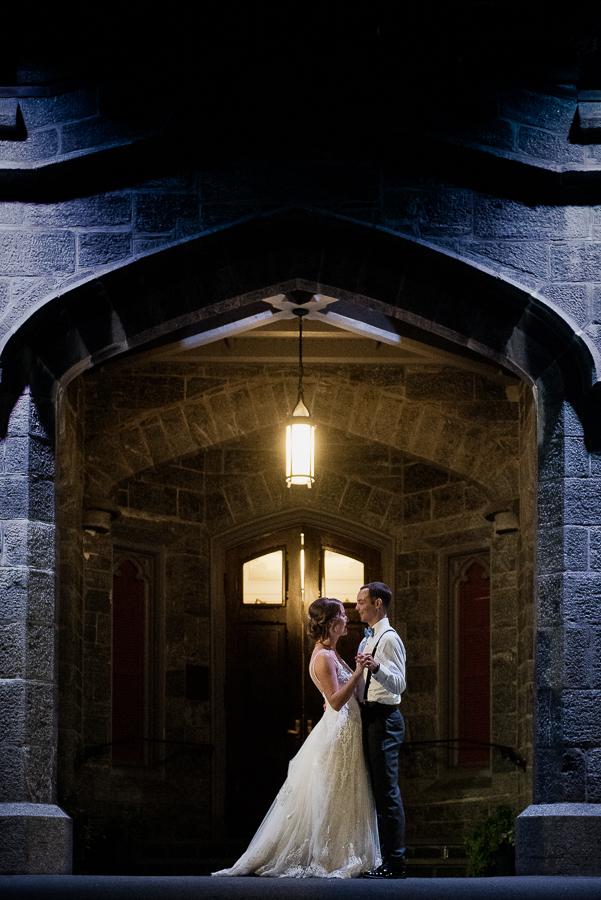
[1,209,599,452]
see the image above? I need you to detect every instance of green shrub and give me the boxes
[463,805,515,877]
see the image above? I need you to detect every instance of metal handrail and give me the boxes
[401,738,527,771]
[76,738,214,767]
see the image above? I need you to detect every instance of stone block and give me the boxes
[0,477,29,518]
[78,232,132,268]
[0,803,71,874]
[534,628,561,696]
[205,491,233,528]
[0,130,59,164]
[25,682,54,746]
[560,749,586,801]
[61,115,155,154]
[0,622,25,677]
[183,401,220,448]
[128,481,177,517]
[27,438,54,480]
[27,570,56,623]
[28,481,54,523]
[564,479,601,525]
[403,463,448,494]
[340,480,371,518]
[178,490,203,523]
[592,628,601,688]
[0,681,25,742]
[516,803,601,875]
[563,573,601,624]
[141,417,172,465]
[474,198,588,241]
[0,232,74,276]
[464,240,548,279]
[551,242,601,282]
[26,523,55,570]
[405,369,474,402]
[117,375,186,410]
[540,283,590,328]
[564,436,590,477]
[538,574,564,628]
[222,482,253,521]
[382,188,472,236]
[563,690,601,742]
[563,526,588,571]
[499,88,577,133]
[406,664,436,693]
[403,492,431,525]
[564,628,590,688]
[25,192,130,228]
[447,117,515,152]
[0,567,29,620]
[134,193,199,233]
[26,622,55,682]
[20,89,96,128]
[518,126,584,164]
[533,748,563,803]
[432,483,464,518]
[4,438,30,476]
[588,748,601,801]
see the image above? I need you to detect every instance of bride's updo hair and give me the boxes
[307,597,342,643]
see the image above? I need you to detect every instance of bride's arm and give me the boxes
[313,653,367,711]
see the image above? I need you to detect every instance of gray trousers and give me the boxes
[361,703,406,864]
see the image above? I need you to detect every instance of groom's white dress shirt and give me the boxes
[358,617,406,705]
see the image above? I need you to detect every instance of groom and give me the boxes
[356,581,407,880]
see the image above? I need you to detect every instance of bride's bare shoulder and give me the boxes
[312,649,336,672]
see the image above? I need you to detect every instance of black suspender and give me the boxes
[364,628,394,701]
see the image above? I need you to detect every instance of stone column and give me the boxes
[0,389,71,874]
[517,402,601,875]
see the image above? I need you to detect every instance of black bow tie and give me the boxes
[364,627,375,638]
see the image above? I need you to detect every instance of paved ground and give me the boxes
[2,876,601,900]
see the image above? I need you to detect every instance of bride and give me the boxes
[212,597,380,878]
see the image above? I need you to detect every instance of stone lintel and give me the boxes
[516,803,601,875]
[0,803,72,874]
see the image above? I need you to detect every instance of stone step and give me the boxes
[406,843,468,878]
[133,840,469,878]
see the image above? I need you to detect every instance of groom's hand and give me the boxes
[356,653,380,672]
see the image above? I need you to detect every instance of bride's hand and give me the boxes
[355,653,369,670]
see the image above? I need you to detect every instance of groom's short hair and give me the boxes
[361,582,392,609]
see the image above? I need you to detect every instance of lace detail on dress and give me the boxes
[213,653,380,879]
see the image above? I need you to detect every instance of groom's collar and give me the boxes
[372,617,389,636]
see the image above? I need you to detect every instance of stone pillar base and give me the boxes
[0,803,72,874]
[516,803,601,875]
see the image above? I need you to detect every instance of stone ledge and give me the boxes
[0,803,72,874]
[516,802,601,875]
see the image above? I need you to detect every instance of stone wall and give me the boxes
[4,29,601,872]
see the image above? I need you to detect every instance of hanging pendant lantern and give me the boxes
[286,309,315,488]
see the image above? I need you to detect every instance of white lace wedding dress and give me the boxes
[212,651,380,878]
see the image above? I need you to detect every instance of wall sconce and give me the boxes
[484,500,519,535]
[82,502,121,535]
[286,307,315,488]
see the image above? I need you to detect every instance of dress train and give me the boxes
[212,655,380,878]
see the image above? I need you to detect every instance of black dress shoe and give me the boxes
[359,861,406,879]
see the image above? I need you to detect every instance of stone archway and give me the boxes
[1,209,597,873]
[55,298,536,865]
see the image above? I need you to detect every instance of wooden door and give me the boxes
[224,525,381,835]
